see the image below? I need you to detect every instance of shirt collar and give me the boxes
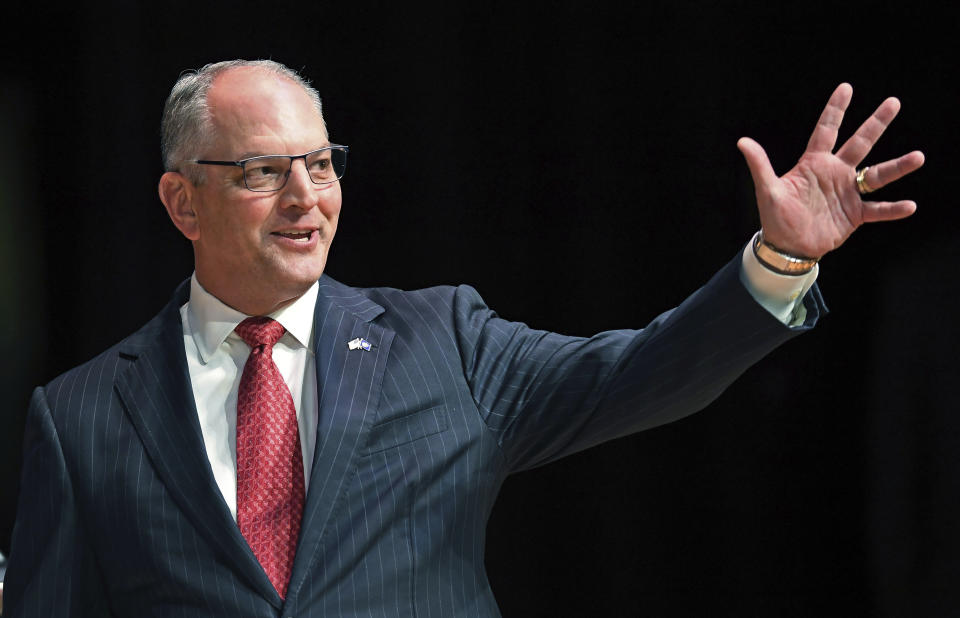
[186,273,319,364]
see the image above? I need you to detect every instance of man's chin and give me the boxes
[272,261,327,293]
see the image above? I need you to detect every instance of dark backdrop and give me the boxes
[2,2,957,616]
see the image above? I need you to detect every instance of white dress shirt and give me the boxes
[179,238,816,520]
[740,231,819,326]
[180,275,319,521]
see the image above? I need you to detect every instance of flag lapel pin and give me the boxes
[347,337,373,351]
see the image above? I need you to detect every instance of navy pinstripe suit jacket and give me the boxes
[6,255,824,617]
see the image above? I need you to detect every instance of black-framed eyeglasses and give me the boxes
[192,144,349,192]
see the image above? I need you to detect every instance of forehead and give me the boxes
[205,67,328,157]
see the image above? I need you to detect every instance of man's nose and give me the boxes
[280,158,320,206]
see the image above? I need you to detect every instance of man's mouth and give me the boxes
[272,230,315,242]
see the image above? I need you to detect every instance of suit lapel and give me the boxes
[114,281,282,608]
[284,275,394,604]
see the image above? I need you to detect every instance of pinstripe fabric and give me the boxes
[5,254,825,617]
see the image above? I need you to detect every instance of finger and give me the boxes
[861,199,917,223]
[836,97,901,166]
[858,150,926,191]
[805,83,853,154]
[737,137,779,190]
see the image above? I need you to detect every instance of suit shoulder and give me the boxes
[355,282,496,324]
[318,273,489,308]
[360,282,477,305]
[318,277,497,350]
[43,337,127,402]
[41,282,187,410]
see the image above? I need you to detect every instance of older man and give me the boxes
[4,60,922,617]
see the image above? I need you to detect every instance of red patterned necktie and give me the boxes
[235,316,305,599]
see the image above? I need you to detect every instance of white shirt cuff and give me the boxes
[739,232,818,326]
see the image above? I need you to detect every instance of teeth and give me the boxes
[276,231,312,240]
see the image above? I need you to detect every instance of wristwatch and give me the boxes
[752,231,819,276]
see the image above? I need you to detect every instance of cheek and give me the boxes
[198,204,269,253]
[319,184,343,218]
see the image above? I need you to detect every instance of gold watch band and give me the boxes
[752,231,819,276]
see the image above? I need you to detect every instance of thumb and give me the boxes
[737,137,779,191]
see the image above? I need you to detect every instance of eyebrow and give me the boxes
[235,143,332,160]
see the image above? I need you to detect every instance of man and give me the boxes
[4,60,923,616]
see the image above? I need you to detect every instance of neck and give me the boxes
[194,272,308,316]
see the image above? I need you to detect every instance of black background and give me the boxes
[1,2,957,615]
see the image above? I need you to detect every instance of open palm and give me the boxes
[738,83,925,259]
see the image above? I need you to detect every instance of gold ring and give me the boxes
[856,167,875,194]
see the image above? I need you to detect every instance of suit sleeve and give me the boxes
[3,387,110,617]
[455,254,826,472]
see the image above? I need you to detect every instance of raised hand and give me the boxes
[737,83,925,259]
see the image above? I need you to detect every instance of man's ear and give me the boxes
[159,171,200,241]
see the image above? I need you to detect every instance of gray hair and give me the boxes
[160,59,326,183]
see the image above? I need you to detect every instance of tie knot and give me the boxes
[235,316,286,349]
